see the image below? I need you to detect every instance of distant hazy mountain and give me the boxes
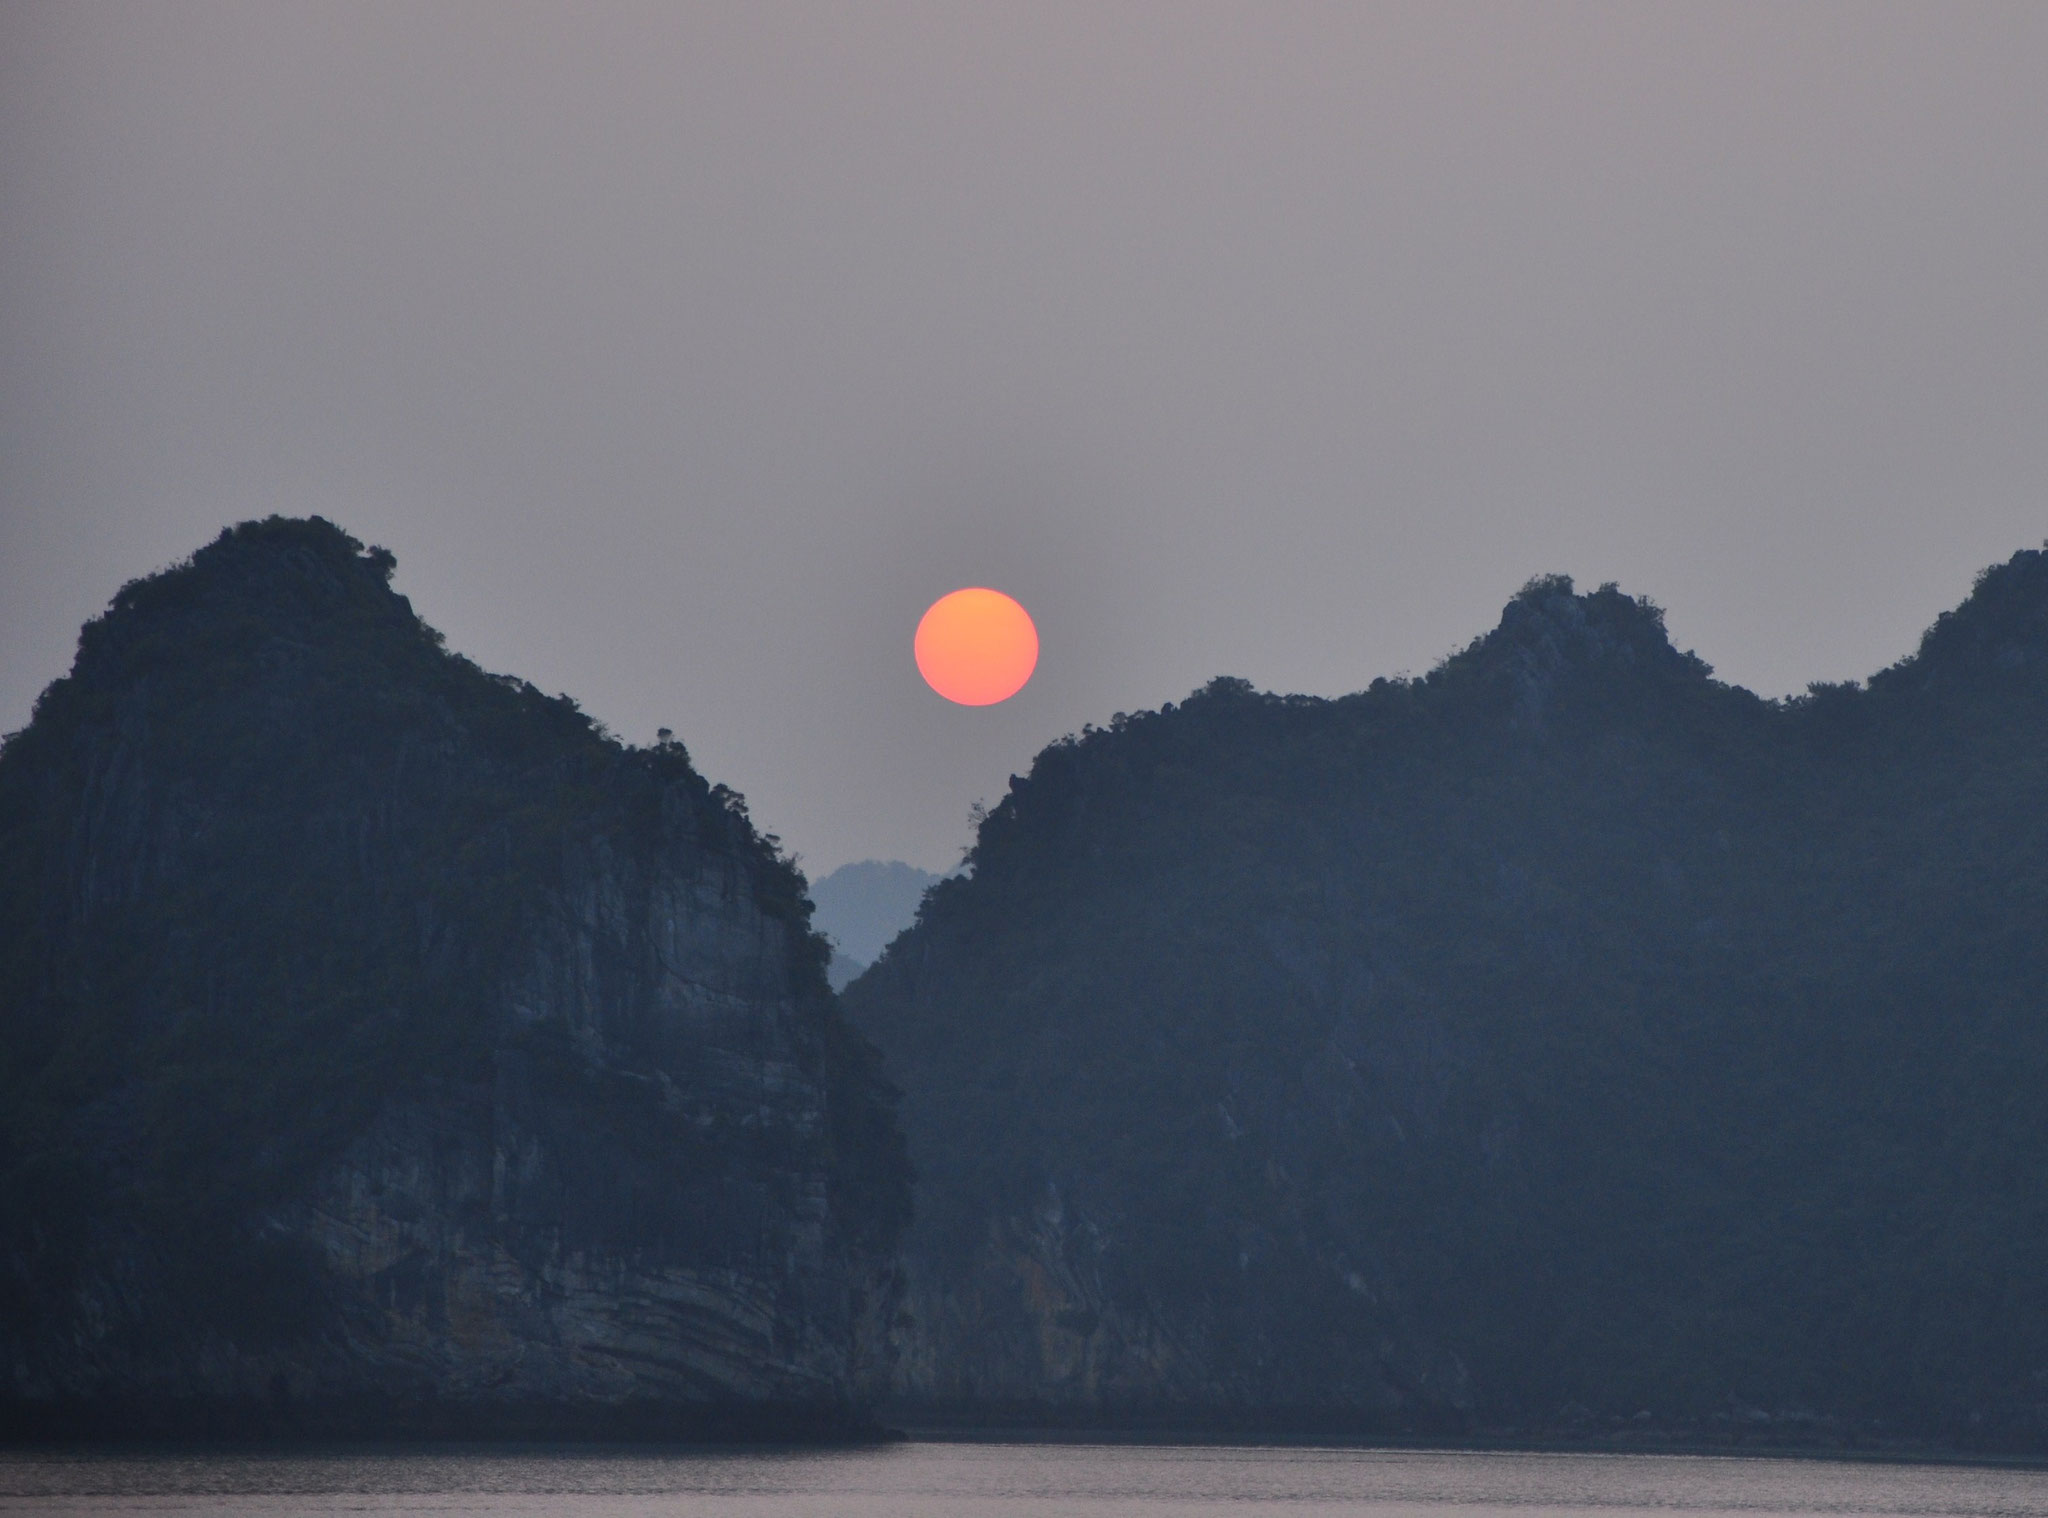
[0,518,909,1438]
[811,860,942,989]
[849,550,2048,1444]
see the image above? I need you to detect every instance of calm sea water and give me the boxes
[3,1440,2045,1517]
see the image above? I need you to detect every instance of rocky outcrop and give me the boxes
[0,517,908,1438]
[885,1181,1468,1428]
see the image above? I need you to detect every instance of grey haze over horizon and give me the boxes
[4,3,2047,875]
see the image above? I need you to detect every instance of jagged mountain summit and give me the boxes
[846,552,2048,1445]
[0,518,909,1438]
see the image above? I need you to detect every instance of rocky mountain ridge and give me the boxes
[848,550,2048,1444]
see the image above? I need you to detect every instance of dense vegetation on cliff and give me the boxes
[849,551,2048,1440]
[0,517,908,1434]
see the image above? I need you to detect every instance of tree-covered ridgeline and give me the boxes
[849,552,2048,1442]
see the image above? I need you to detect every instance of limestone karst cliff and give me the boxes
[0,518,909,1437]
[848,554,2048,1443]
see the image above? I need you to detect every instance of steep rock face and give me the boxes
[0,518,907,1436]
[883,1182,1468,1424]
[849,556,2048,1440]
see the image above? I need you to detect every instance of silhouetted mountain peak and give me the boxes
[1440,575,1711,723]
[1874,545,2048,693]
[55,517,419,711]
[1492,574,1701,676]
[0,515,910,1435]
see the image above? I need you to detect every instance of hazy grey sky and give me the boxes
[4,3,2046,874]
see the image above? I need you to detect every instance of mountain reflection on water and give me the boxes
[3,1442,2046,1516]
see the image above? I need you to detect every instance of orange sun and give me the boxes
[915,588,1039,706]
